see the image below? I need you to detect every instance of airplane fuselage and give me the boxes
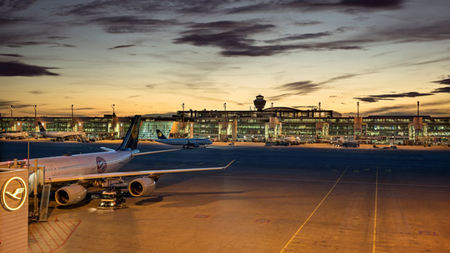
[42,131,85,139]
[156,138,212,146]
[0,150,134,187]
[31,150,133,182]
[43,151,131,179]
[1,132,29,139]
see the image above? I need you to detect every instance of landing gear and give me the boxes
[98,188,126,209]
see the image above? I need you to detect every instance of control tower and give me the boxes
[253,95,266,111]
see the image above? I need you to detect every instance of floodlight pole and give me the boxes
[357,102,360,118]
[417,101,420,116]
[181,103,185,123]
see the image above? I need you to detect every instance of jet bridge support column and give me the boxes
[39,183,51,222]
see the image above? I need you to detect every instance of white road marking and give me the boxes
[373,168,379,253]
[280,168,348,253]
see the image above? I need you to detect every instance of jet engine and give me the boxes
[128,177,156,197]
[55,184,87,206]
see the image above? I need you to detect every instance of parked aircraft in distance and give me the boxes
[155,129,213,148]
[0,131,29,139]
[38,121,86,141]
[1,116,234,207]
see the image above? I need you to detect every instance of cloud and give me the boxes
[355,91,433,103]
[356,19,450,45]
[29,90,44,94]
[190,95,246,106]
[0,100,15,108]
[355,76,450,103]
[294,21,322,26]
[175,20,363,57]
[361,101,450,116]
[174,17,449,58]
[226,0,404,14]
[63,0,403,18]
[269,72,366,101]
[410,56,450,66]
[48,36,69,40]
[63,1,111,16]
[370,51,394,58]
[75,107,96,111]
[5,41,76,48]
[0,53,23,57]
[363,105,414,115]
[267,93,298,101]
[279,81,320,93]
[145,84,155,88]
[0,61,60,76]
[319,73,362,84]
[432,86,450,94]
[174,21,275,49]
[108,44,136,50]
[265,32,332,43]
[0,17,31,26]
[128,95,140,98]
[63,0,227,16]
[0,99,32,109]
[432,77,450,85]
[91,16,178,33]
[268,81,319,101]
[0,0,36,13]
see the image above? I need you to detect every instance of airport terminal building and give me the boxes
[1,95,449,144]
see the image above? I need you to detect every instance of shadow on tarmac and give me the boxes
[134,190,248,207]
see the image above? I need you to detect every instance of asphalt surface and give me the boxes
[1,141,449,252]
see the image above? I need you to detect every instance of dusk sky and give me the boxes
[1,0,449,117]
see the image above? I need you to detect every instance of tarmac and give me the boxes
[0,141,449,252]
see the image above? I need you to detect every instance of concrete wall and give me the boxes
[0,168,28,253]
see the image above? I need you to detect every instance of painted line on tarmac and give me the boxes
[210,175,450,189]
[279,168,348,253]
[372,168,379,253]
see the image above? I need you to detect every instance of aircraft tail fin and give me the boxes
[156,129,167,139]
[117,115,142,151]
[38,122,46,133]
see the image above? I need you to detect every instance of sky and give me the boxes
[1,0,449,117]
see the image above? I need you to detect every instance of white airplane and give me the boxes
[0,131,29,139]
[1,116,234,206]
[38,121,86,141]
[155,129,213,148]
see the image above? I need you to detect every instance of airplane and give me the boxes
[0,131,29,139]
[339,141,360,148]
[38,121,87,141]
[1,115,234,207]
[155,129,213,148]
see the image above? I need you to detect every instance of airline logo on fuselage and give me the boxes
[96,157,107,173]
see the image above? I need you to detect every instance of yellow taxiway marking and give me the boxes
[280,168,348,253]
[373,168,379,253]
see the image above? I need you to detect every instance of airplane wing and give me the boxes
[46,160,235,183]
[98,147,179,155]
[132,149,180,157]
[100,147,115,152]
